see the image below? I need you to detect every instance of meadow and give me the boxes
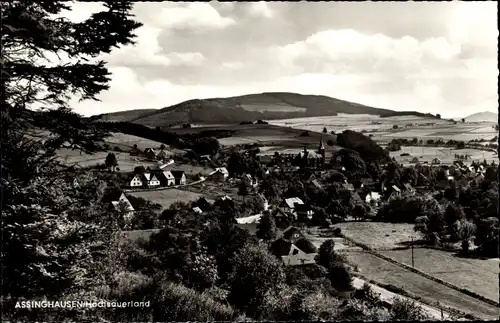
[381,248,499,302]
[129,189,203,209]
[346,251,499,320]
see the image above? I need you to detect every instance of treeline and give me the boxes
[336,130,391,164]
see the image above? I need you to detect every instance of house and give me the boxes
[72,178,80,188]
[271,238,316,266]
[129,174,144,188]
[311,179,323,190]
[242,173,255,186]
[294,204,314,221]
[144,148,158,160]
[282,197,304,213]
[257,193,269,211]
[209,167,229,182]
[342,183,355,191]
[431,158,441,165]
[365,192,382,206]
[236,213,263,224]
[403,183,414,193]
[111,193,135,221]
[156,170,175,187]
[171,170,186,185]
[143,173,161,188]
[219,195,232,202]
[192,207,203,214]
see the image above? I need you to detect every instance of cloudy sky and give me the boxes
[63,1,498,118]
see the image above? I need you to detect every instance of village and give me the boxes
[110,137,495,271]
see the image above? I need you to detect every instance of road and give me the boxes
[351,277,451,320]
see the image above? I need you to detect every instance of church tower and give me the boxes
[317,137,326,168]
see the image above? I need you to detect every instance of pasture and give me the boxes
[129,189,203,209]
[381,248,499,302]
[105,132,184,154]
[390,146,497,165]
[326,222,421,250]
[345,251,500,320]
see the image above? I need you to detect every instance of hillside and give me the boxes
[464,111,498,123]
[95,92,436,127]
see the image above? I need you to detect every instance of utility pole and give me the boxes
[411,236,415,268]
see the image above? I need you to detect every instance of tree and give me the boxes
[256,212,277,241]
[134,165,146,174]
[327,262,353,292]
[160,144,166,150]
[436,114,441,119]
[390,297,430,321]
[315,240,346,269]
[457,220,476,254]
[238,180,249,197]
[227,243,285,318]
[474,217,499,257]
[327,139,334,146]
[1,0,142,310]
[105,152,118,171]
[352,204,368,221]
[461,118,465,123]
[393,125,399,129]
[323,127,328,133]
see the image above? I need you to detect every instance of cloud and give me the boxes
[58,2,497,119]
[148,3,235,31]
[248,2,273,19]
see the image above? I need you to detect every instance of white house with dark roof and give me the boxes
[111,193,135,221]
[143,173,161,188]
[129,174,144,188]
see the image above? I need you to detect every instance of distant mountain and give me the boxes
[94,92,436,127]
[464,111,498,123]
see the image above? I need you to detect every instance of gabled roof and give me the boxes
[143,173,151,181]
[162,170,175,179]
[130,174,143,182]
[284,197,304,209]
[170,170,185,179]
[311,179,323,189]
[342,183,355,191]
[112,193,135,212]
[392,185,401,192]
[403,183,413,191]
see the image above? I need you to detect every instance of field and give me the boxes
[56,148,160,172]
[389,146,498,165]
[381,248,499,302]
[346,252,499,319]
[129,189,203,209]
[328,222,421,250]
[105,132,184,154]
[269,115,497,144]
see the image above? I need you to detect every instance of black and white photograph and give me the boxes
[1,0,499,321]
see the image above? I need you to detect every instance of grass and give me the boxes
[56,148,158,173]
[345,251,499,320]
[129,189,203,209]
[327,222,420,250]
[380,248,499,302]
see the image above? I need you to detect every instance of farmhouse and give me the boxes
[209,167,229,181]
[156,170,176,187]
[129,174,144,188]
[271,237,316,266]
[282,197,304,213]
[171,171,186,186]
[143,173,161,188]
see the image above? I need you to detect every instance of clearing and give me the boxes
[129,189,203,209]
[345,251,499,320]
[381,248,499,303]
